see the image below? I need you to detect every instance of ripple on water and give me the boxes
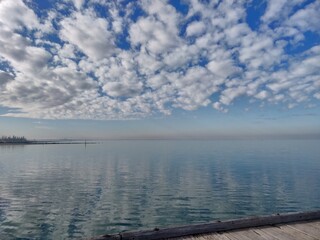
[1,140,320,239]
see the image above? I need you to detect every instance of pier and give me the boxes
[90,210,320,240]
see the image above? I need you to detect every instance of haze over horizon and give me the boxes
[0,0,319,139]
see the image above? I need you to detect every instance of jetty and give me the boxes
[90,210,320,240]
[0,136,97,145]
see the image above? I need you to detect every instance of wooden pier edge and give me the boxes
[89,210,320,240]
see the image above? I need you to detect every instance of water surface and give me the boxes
[0,140,319,239]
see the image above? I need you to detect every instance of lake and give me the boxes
[0,140,319,239]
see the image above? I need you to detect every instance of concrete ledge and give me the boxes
[89,210,320,240]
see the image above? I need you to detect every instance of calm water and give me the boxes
[0,140,319,239]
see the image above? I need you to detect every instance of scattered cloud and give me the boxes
[186,21,206,37]
[0,0,319,119]
[60,11,116,60]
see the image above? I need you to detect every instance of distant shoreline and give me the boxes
[0,141,98,145]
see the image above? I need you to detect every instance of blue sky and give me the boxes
[0,0,319,139]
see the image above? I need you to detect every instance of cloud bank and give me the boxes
[0,0,319,119]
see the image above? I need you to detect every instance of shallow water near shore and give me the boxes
[0,139,319,239]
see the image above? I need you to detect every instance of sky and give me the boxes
[0,0,319,139]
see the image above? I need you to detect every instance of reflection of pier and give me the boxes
[90,211,320,240]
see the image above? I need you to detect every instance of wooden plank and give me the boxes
[225,228,276,240]
[304,221,320,229]
[224,230,259,240]
[220,232,244,240]
[277,225,318,240]
[287,222,320,239]
[191,236,209,240]
[205,233,233,240]
[206,233,233,240]
[312,220,320,227]
[177,221,319,240]
[252,228,281,240]
[235,229,269,240]
[89,211,320,240]
[259,226,306,240]
[173,233,231,240]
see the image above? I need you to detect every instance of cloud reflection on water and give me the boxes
[0,140,319,239]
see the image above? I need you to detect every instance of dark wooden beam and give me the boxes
[89,210,320,240]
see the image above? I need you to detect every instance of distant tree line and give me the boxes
[0,136,29,143]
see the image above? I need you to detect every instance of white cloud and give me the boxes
[224,23,250,46]
[207,60,240,78]
[0,70,14,85]
[220,86,247,106]
[129,16,180,54]
[255,90,269,100]
[0,0,39,30]
[103,81,143,98]
[186,21,206,37]
[60,11,115,60]
[0,0,319,120]
[147,73,169,89]
[262,0,287,23]
[72,0,85,10]
[285,1,320,33]
[129,0,181,55]
[171,67,220,110]
[0,24,51,76]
